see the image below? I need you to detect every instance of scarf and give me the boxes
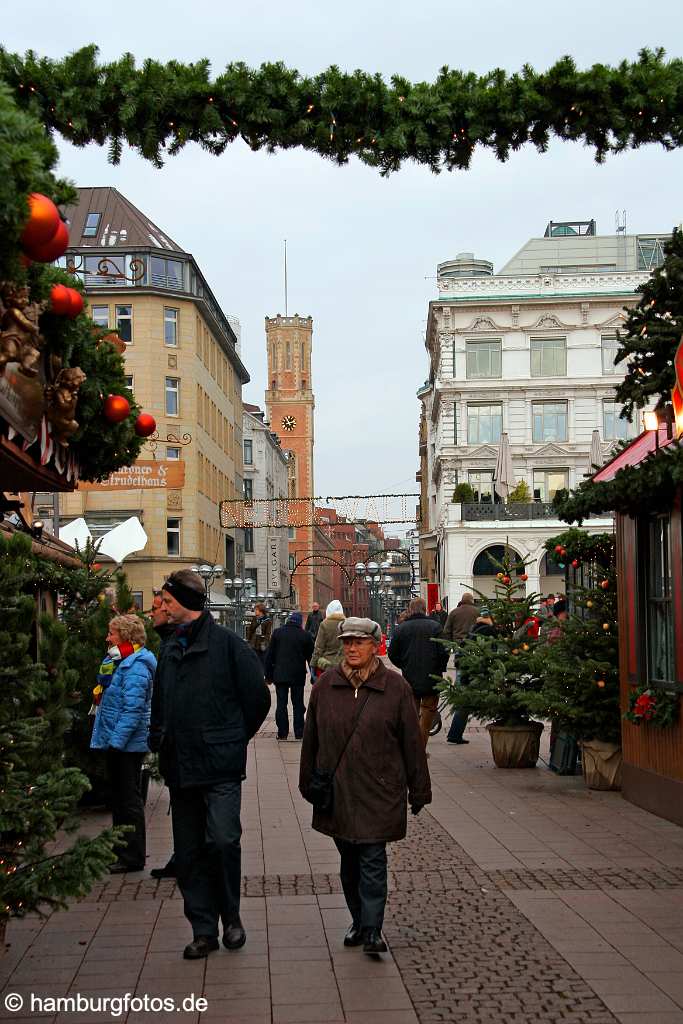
[92,642,141,707]
[341,656,380,689]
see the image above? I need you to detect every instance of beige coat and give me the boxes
[310,612,345,671]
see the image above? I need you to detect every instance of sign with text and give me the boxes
[78,460,185,491]
[267,533,280,592]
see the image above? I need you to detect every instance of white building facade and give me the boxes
[420,221,667,606]
[242,406,290,600]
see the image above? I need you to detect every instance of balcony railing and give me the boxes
[461,502,560,521]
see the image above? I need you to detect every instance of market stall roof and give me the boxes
[593,428,678,483]
[0,520,82,568]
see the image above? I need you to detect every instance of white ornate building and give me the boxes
[242,404,290,600]
[419,220,667,604]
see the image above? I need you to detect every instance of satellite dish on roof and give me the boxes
[97,516,148,564]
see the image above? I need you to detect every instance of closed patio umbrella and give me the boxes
[494,432,515,501]
[588,429,602,473]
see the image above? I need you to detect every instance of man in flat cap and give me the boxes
[149,569,271,960]
[299,617,431,956]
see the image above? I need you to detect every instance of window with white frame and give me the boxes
[164,307,178,347]
[166,446,181,460]
[465,339,501,379]
[532,401,568,442]
[165,377,180,416]
[167,518,181,556]
[244,439,253,465]
[530,337,566,377]
[603,400,635,441]
[91,304,109,328]
[124,375,134,391]
[467,404,502,445]
[115,305,133,344]
[532,469,569,501]
[82,212,101,238]
[601,334,622,375]
[468,470,494,503]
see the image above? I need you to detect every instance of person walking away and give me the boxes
[429,601,448,629]
[305,602,324,640]
[265,611,314,740]
[443,592,479,642]
[300,617,431,955]
[246,602,273,666]
[310,599,345,678]
[447,607,497,744]
[91,614,157,873]
[148,591,177,880]
[149,570,271,960]
[388,597,450,748]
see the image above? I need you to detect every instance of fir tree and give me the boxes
[0,533,118,931]
[615,227,683,419]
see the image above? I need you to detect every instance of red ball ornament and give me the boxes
[600,580,610,590]
[23,219,69,263]
[571,559,580,569]
[502,575,512,585]
[21,193,61,250]
[134,412,156,437]
[554,544,563,554]
[50,284,72,316]
[67,288,84,318]
[520,573,529,582]
[103,394,131,423]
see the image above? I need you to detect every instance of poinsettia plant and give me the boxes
[624,684,679,728]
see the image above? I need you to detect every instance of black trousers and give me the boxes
[275,683,305,738]
[171,780,242,939]
[106,749,146,869]
[334,839,388,930]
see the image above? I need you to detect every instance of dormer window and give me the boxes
[83,213,101,238]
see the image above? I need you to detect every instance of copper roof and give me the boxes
[63,187,185,252]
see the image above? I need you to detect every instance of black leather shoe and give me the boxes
[447,738,470,744]
[222,918,247,950]
[363,928,387,954]
[183,936,219,959]
[343,923,364,947]
[150,861,176,879]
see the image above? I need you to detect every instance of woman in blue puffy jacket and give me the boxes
[91,614,157,873]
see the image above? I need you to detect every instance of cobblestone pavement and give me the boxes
[2,693,683,1024]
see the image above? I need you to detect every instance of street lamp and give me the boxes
[191,563,224,612]
[223,576,255,636]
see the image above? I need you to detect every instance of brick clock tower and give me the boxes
[265,314,315,611]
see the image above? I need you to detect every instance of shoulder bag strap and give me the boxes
[331,689,372,777]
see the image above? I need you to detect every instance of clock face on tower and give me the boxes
[282,415,297,432]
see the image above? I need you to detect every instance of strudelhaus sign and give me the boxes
[78,460,185,491]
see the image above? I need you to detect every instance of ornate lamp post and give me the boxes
[223,576,255,637]
[191,563,224,613]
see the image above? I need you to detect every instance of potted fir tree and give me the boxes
[437,553,545,768]
[529,532,622,790]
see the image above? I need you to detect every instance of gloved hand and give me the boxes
[410,803,424,816]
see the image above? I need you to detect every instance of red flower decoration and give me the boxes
[634,693,656,720]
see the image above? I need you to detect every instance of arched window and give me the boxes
[472,545,524,576]
[539,552,565,577]
[286,341,292,369]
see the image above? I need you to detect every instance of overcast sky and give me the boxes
[6,1,683,520]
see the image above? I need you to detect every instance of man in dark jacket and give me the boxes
[150,570,271,960]
[388,597,450,749]
[304,602,324,640]
[447,608,497,744]
[148,591,177,880]
[264,611,314,740]
[300,617,430,956]
[443,592,480,642]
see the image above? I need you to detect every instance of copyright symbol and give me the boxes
[4,993,23,1012]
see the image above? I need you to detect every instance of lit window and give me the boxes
[466,340,501,379]
[601,335,622,375]
[166,447,181,460]
[115,305,133,344]
[531,337,566,377]
[467,404,502,445]
[167,518,181,556]
[603,401,635,441]
[165,377,180,416]
[91,305,109,328]
[244,439,253,465]
[532,402,567,443]
[82,212,101,238]
[164,307,178,346]
[532,470,569,501]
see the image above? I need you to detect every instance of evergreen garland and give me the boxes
[2,46,683,173]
